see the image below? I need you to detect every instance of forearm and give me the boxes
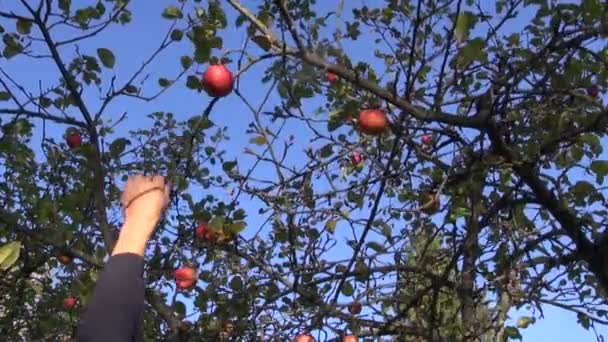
[112,219,156,256]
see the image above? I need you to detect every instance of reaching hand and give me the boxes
[113,175,170,256]
[120,174,170,229]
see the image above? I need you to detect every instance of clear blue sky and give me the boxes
[1,0,603,340]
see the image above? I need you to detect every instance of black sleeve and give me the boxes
[76,253,146,342]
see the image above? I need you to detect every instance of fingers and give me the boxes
[121,174,170,207]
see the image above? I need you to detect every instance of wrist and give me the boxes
[111,219,157,256]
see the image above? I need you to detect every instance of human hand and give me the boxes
[113,175,170,256]
[121,174,170,226]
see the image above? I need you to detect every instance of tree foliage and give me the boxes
[0,0,607,341]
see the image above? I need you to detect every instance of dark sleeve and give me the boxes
[76,253,146,342]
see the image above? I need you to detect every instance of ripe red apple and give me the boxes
[64,297,77,309]
[295,334,315,342]
[66,132,82,149]
[325,72,338,84]
[357,109,387,135]
[174,266,197,290]
[201,64,234,97]
[348,301,362,315]
[57,252,73,265]
[343,335,357,342]
[195,222,215,241]
[350,151,363,165]
[588,85,601,98]
[421,134,432,145]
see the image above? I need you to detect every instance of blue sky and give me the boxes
[1,0,605,340]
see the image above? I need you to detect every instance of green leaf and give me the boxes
[454,11,476,42]
[233,209,246,220]
[16,18,32,35]
[109,138,130,158]
[170,29,183,41]
[0,92,10,101]
[180,56,193,69]
[590,160,608,176]
[366,241,384,252]
[325,219,337,234]
[96,48,115,68]
[162,6,183,19]
[173,301,186,318]
[230,276,243,291]
[124,84,138,94]
[226,221,246,235]
[0,241,21,271]
[158,78,171,87]
[516,316,535,329]
[504,326,522,340]
[457,38,487,68]
[186,75,200,89]
[58,0,71,13]
[222,160,237,172]
[341,281,354,296]
[319,144,333,158]
[578,312,591,330]
[249,136,267,145]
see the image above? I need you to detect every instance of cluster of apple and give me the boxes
[55,251,79,310]
[326,72,435,169]
[172,221,230,291]
[293,301,362,341]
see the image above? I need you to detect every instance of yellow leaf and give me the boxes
[325,219,337,234]
[0,241,21,270]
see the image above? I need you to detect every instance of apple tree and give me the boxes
[0,0,607,341]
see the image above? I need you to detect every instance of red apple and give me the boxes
[64,297,77,309]
[174,266,197,290]
[66,132,82,149]
[350,151,363,165]
[588,85,601,98]
[357,109,387,135]
[57,252,73,265]
[201,64,234,98]
[195,222,214,241]
[295,334,315,342]
[343,335,357,342]
[348,301,362,315]
[325,72,338,84]
[421,134,432,145]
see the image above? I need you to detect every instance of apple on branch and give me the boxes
[63,297,77,310]
[174,266,197,290]
[348,301,362,314]
[357,108,387,135]
[325,71,338,84]
[65,129,82,149]
[295,333,315,342]
[350,151,363,165]
[421,134,433,145]
[195,222,215,242]
[57,251,74,265]
[201,64,234,98]
[343,335,358,342]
